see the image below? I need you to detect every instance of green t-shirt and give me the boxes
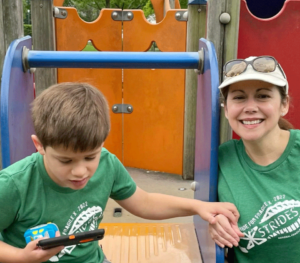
[218,129,300,263]
[0,148,136,263]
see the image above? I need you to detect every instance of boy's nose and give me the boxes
[71,165,87,177]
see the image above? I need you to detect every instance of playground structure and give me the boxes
[1,0,300,262]
[2,35,221,262]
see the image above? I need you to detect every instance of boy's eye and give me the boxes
[59,160,72,164]
[85,157,96,161]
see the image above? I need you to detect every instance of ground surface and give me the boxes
[102,167,195,223]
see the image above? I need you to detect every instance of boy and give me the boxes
[0,82,239,263]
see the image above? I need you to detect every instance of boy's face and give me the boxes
[32,135,103,190]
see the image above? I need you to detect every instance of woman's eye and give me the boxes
[257,94,270,99]
[233,96,245,100]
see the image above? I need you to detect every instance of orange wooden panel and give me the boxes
[122,10,187,52]
[150,0,182,23]
[123,69,185,174]
[53,0,64,6]
[122,10,186,175]
[55,8,122,51]
[55,8,123,159]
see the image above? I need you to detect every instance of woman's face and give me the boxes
[224,80,289,142]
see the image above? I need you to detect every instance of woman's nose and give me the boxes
[244,98,258,113]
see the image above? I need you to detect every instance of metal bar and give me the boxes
[26,51,200,69]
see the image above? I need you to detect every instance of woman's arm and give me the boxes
[208,214,244,248]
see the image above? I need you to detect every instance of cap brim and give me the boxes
[219,72,287,90]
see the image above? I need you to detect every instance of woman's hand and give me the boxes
[209,214,244,248]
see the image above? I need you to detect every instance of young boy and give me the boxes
[0,82,239,263]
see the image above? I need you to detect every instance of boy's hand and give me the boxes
[197,201,240,224]
[209,214,244,248]
[17,231,64,263]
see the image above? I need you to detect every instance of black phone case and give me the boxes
[37,229,105,249]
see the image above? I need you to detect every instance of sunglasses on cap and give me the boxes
[223,56,286,78]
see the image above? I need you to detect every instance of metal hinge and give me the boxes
[112,104,133,114]
[53,7,68,19]
[111,11,134,21]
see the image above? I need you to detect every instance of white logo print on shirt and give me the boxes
[49,202,103,262]
[238,196,300,253]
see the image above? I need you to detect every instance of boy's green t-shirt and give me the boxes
[218,129,300,263]
[0,148,136,263]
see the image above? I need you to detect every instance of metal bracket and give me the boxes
[22,47,36,74]
[111,11,134,21]
[194,48,204,74]
[175,11,188,21]
[53,7,68,19]
[22,46,30,72]
[112,104,133,114]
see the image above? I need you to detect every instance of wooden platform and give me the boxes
[99,223,202,263]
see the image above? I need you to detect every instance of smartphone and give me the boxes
[37,229,105,249]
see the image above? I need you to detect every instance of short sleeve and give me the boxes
[218,168,236,204]
[110,156,136,200]
[0,173,21,232]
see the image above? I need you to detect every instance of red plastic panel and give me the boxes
[238,0,300,129]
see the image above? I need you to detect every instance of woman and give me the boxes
[209,56,299,262]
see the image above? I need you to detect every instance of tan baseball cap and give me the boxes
[218,56,289,94]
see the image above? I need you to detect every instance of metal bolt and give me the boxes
[127,12,133,19]
[190,182,197,191]
[183,11,188,20]
[178,187,186,191]
[220,13,231,24]
[112,12,118,19]
[175,12,181,19]
[40,3,43,8]
[198,8,201,12]
[112,105,118,112]
[127,106,133,112]
[61,10,67,16]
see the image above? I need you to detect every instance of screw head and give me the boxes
[175,13,181,19]
[112,105,118,112]
[61,10,67,16]
[220,13,231,24]
[127,12,133,19]
[112,12,118,19]
[127,106,133,112]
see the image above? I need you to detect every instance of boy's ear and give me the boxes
[31,135,45,155]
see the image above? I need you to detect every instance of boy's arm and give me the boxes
[116,187,239,224]
[0,236,63,263]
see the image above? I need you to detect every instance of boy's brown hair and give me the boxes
[31,82,110,151]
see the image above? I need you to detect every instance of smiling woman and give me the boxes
[208,56,300,263]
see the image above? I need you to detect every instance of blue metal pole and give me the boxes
[26,51,200,69]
